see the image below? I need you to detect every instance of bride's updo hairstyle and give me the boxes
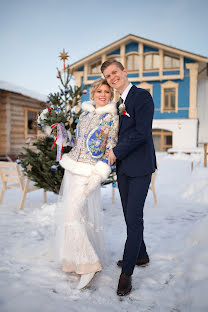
[90,78,113,101]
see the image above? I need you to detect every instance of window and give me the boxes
[161,81,178,113]
[152,129,173,152]
[89,60,101,74]
[164,88,176,111]
[125,53,139,71]
[164,55,180,69]
[144,53,159,70]
[24,108,38,138]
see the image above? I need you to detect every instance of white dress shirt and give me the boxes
[120,83,133,103]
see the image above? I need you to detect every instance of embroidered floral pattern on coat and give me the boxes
[69,108,118,165]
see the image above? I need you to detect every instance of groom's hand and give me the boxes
[108,149,116,166]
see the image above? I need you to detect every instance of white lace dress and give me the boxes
[55,101,118,275]
[55,171,104,274]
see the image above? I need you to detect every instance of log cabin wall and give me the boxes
[0,90,45,158]
[0,91,10,155]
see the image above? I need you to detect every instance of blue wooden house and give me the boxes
[69,34,208,151]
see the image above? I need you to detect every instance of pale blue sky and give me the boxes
[0,0,207,96]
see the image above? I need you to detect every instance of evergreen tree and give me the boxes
[19,50,117,194]
[19,50,86,194]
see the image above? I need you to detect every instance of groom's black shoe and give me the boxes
[117,273,132,296]
[117,256,149,268]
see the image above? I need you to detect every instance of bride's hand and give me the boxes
[108,150,116,166]
[85,174,101,197]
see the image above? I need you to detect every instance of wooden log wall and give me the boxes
[0,91,10,155]
[0,90,45,157]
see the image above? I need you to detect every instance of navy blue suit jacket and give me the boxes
[113,85,156,177]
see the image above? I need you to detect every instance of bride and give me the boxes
[55,78,118,289]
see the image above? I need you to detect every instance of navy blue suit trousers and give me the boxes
[117,167,151,275]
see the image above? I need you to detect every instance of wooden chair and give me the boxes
[0,161,46,209]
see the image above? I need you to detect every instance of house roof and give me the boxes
[0,80,47,102]
[69,34,208,70]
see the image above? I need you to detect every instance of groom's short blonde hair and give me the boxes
[101,59,124,73]
[90,78,113,100]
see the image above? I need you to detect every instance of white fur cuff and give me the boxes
[60,154,93,177]
[93,161,111,181]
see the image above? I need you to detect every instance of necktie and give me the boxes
[119,97,123,104]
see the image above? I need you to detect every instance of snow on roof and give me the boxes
[0,80,47,102]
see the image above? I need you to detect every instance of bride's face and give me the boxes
[93,84,112,108]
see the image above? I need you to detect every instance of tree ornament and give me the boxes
[26,164,32,171]
[59,49,69,62]
[51,165,58,171]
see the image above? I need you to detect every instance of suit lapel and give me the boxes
[124,85,136,111]
[118,85,136,130]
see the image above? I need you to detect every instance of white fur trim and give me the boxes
[60,154,94,177]
[93,161,111,181]
[60,155,111,181]
[81,101,117,115]
[81,101,95,113]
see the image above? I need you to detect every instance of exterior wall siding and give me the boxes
[0,92,8,155]
[143,45,159,53]
[107,48,120,56]
[125,42,138,53]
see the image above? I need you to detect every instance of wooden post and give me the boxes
[43,190,47,203]
[19,178,30,209]
[112,185,115,204]
[204,143,207,168]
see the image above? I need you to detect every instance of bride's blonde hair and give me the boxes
[90,78,113,100]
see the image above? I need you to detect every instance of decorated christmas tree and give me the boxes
[19,50,117,195]
[19,50,87,194]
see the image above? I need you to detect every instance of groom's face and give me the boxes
[103,64,128,94]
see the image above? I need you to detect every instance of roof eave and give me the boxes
[69,34,208,70]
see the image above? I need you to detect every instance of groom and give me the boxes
[101,59,156,296]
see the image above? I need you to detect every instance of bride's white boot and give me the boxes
[77,272,95,290]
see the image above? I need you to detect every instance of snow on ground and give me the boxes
[0,152,208,312]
